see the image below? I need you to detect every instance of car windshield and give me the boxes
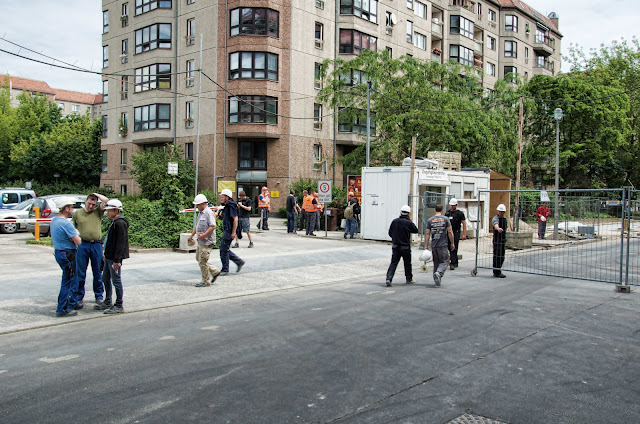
[11,199,34,210]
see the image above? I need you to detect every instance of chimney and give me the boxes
[548,12,559,30]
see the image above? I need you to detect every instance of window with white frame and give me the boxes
[120,149,127,173]
[103,80,109,103]
[73,104,81,113]
[185,142,193,161]
[314,62,323,89]
[486,35,496,50]
[102,116,108,138]
[185,101,194,127]
[186,18,195,45]
[103,10,109,33]
[406,20,413,43]
[313,144,322,162]
[488,9,496,22]
[407,0,413,9]
[414,2,426,18]
[339,0,378,24]
[414,32,426,50]
[504,66,517,82]
[103,45,109,68]
[186,60,195,86]
[121,112,128,132]
[101,150,108,172]
[486,62,495,76]
[229,51,278,81]
[314,103,322,129]
[505,14,518,32]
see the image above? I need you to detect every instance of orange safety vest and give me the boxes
[258,193,270,211]
[302,195,316,213]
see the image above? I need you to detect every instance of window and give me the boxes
[187,0,195,4]
[338,110,375,134]
[414,2,426,19]
[504,66,517,81]
[386,46,392,58]
[103,10,109,33]
[121,39,129,63]
[103,45,109,68]
[536,55,546,67]
[229,96,278,124]
[185,142,193,161]
[486,62,495,76]
[238,140,266,169]
[477,3,482,15]
[134,104,171,131]
[407,0,413,9]
[121,112,128,132]
[135,0,172,16]
[73,104,81,113]
[121,3,129,26]
[230,52,278,81]
[314,62,323,89]
[314,103,322,129]
[56,102,64,109]
[487,35,496,50]
[313,144,322,162]
[135,23,172,54]
[134,64,171,92]
[488,9,496,22]
[525,47,529,58]
[339,29,377,54]
[414,32,426,50]
[103,80,109,103]
[505,15,518,32]
[536,27,546,44]
[121,185,127,194]
[101,150,108,172]
[315,22,324,49]
[504,40,517,57]
[102,116,108,138]
[406,20,413,43]
[186,18,195,45]
[185,101,194,127]
[449,44,473,66]
[230,7,279,38]
[186,60,195,86]
[340,0,378,24]
[340,68,367,86]
[450,15,474,39]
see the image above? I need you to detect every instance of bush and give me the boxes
[278,207,287,218]
[129,145,195,200]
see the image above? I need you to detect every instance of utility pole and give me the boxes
[514,96,524,231]
[409,134,417,205]
[366,80,372,167]
[553,108,563,240]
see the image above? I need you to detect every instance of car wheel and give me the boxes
[1,223,18,234]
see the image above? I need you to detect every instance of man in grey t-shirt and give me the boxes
[425,204,455,287]
[188,194,221,287]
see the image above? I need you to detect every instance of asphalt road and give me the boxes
[1,270,639,423]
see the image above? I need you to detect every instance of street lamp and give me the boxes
[553,108,563,240]
[53,172,60,185]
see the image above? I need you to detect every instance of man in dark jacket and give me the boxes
[219,189,245,276]
[385,205,419,287]
[96,199,129,314]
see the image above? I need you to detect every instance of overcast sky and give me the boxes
[0,0,637,94]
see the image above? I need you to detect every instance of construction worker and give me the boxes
[445,198,466,270]
[385,205,419,286]
[313,191,323,232]
[299,190,309,231]
[302,190,318,236]
[257,186,270,230]
[425,204,456,287]
[188,194,221,287]
[492,204,508,278]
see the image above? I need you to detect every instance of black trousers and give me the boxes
[299,210,307,230]
[449,230,461,266]
[386,245,412,282]
[493,240,506,275]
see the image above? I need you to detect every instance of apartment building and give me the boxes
[100,0,561,208]
[3,76,102,118]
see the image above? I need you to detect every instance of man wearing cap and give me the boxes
[385,205,419,287]
[50,198,82,317]
[98,199,129,313]
[219,189,245,275]
[257,186,270,230]
[492,204,508,278]
[426,205,456,287]
[344,192,360,239]
[445,198,466,270]
[234,190,254,248]
[188,194,221,287]
[73,192,109,310]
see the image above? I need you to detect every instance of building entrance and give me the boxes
[237,183,264,216]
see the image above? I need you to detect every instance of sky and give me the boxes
[0,0,638,94]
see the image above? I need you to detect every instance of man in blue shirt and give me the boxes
[218,189,245,276]
[50,197,81,317]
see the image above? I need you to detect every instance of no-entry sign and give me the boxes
[318,180,332,203]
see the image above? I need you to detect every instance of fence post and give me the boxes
[619,188,626,285]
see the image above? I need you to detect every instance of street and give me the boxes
[1,226,639,423]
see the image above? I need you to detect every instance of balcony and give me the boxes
[431,19,443,40]
[533,59,555,76]
[473,39,483,54]
[447,2,476,21]
[533,35,555,56]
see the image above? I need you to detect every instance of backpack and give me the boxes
[344,203,354,218]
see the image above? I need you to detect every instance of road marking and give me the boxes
[312,308,323,311]
[39,354,79,363]
[0,370,7,374]
[107,348,115,351]
[201,326,219,331]
[158,336,175,340]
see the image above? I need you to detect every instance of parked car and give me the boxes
[27,194,87,237]
[0,198,35,234]
[0,188,36,209]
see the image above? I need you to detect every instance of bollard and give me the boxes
[34,206,40,241]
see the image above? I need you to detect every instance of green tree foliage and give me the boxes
[0,82,17,173]
[129,145,196,200]
[317,50,520,176]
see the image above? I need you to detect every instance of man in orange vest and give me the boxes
[313,191,323,232]
[302,191,318,236]
[257,186,270,231]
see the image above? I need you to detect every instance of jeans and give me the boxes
[220,237,243,272]
[386,245,412,283]
[286,211,296,233]
[493,240,506,275]
[432,246,450,275]
[345,217,358,238]
[448,230,461,266]
[103,259,124,307]
[259,208,269,229]
[76,241,104,301]
[306,212,316,235]
[54,249,79,315]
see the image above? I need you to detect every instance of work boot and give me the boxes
[94,301,112,310]
[248,242,254,248]
[211,269,221,283]
[236,261,245,273]
[195,282,211,287]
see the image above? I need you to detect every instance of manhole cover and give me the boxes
[446,413,507,424]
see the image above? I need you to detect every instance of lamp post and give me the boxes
[553,108,563,240]
[53,173,60,185]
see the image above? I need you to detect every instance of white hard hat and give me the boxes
[193,194,208,205]
[497,203,506,212]
[420,249,432,262]
[449,198,458,206]
[220,189,233,198]
[400,205,411,214]
[105,199,123,210]
[55,197,76,209]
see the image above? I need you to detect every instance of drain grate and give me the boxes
[446,413,507,424]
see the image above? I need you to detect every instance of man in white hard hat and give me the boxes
[188,194,221,287]
[445,198,466,270]
[492,203,508,278]
[425,204,456,287]
[98,199,129,313]
[218,189,245,275]
[385,205,419,287]
[50,197,82,317]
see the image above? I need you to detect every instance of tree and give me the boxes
[0,81,17,175]
[130,145,196,200]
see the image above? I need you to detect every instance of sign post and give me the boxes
[318,180,332,237]
[168,162,178,175]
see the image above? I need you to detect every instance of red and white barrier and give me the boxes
[0,218,53,224]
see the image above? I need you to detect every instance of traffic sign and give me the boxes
[318,180,332,203]
[168,162,178,175]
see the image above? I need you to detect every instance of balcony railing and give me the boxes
[534,34,555,49]
[534,60,554,73]
[431,21,443,35]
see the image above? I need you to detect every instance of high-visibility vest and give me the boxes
[302,195,316,212]
[258,194,270,211]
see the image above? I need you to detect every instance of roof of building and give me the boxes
[2,76,102,105]
[52,88,100,105]
[5,76,55,95]
[494,0,561,35]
